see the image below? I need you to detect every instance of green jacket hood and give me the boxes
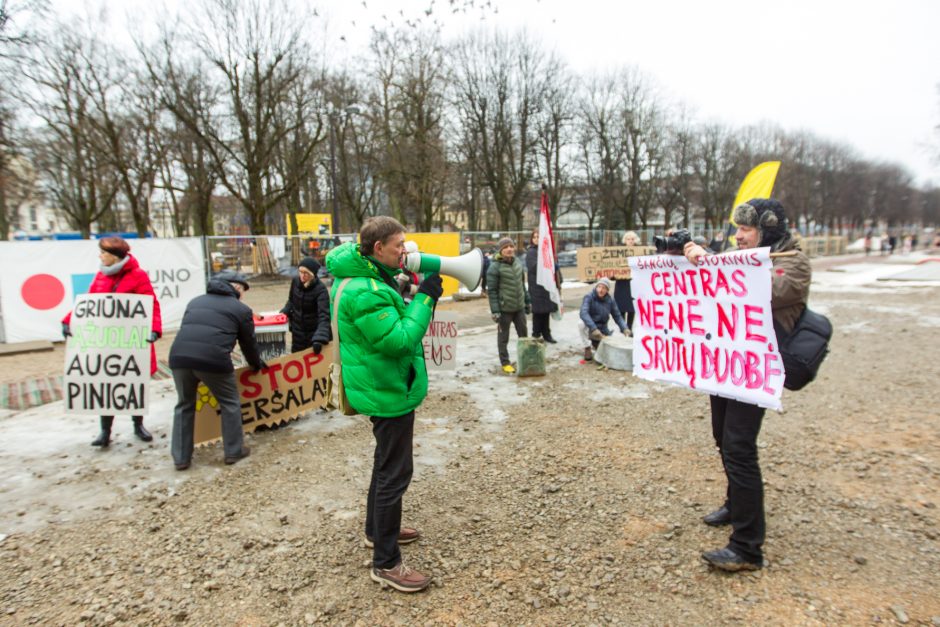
[326,242,378,279]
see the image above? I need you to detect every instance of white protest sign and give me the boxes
[63,293,153,415]
[422,311,457,371]
[628,248,784,410]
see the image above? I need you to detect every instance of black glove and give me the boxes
[147,331,160,343]
[253,360,269,373]
[62,322,72,338]
[312,342,322,355]
[417,274,443,302]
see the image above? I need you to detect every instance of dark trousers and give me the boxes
[531,312,553,339]
[366,410,415,569]
[710,395,766,563]
[626,312,635,330]
[497,310,528,365]
[171,368,245,465]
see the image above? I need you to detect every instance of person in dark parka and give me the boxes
[525,229,561,343]
[169,271,266,471]
[613,231,639,332]
[280,257,332,354]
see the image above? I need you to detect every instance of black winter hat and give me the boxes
[299,257,320,274]
[216,270,250,291]
[733,198,791,251]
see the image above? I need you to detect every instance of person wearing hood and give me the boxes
[325,216,442,594]
[578,277,629,362]
[486,237,531,374]
[168,271,266,471]
[280,256,331,354]
[61,236,162,447]
[684,198,811,573]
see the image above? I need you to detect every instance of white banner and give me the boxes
[0,238,205,343]
[422,311,457,371]
[628,248,784,410]
[64,293,152,415]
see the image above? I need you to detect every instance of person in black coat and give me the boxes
[525,230,561,343]
[280,257,332,354]
[169,271,266,471]
[614,231,639,332]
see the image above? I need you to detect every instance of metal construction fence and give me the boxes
[201,230,852,279]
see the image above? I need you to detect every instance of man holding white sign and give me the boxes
[682,199,811,572]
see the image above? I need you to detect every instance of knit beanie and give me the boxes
[732,198,791,251]
[596,277,612,292]
[496,237,514,252]
[299,257,320,274]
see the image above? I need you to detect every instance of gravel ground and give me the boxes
[0,254,938,626]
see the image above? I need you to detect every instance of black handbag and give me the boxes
[776,306,832,391]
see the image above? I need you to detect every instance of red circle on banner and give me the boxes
[21,274,66,310]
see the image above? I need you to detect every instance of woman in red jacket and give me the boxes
[62,236,163,447]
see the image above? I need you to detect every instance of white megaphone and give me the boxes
[402,241,485,291]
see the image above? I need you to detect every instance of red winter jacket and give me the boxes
[62,254,163,375]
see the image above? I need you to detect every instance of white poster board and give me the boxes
[422,311,457,371]
[628,248,785,410]
[64,293,153,415]
[0,238,205,343]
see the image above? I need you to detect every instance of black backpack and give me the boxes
[776,307,832,391]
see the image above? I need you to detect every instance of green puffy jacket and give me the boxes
[486,253,530,314]
[325,242,435,418]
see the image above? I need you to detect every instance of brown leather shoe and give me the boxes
[224,446,251,465]
[370,562,431,593]
[365,527,420,548]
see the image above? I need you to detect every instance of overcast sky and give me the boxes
[52,0,940,187]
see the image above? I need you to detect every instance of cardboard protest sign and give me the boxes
[628,248,785,410]
[577,246,655,281]
[422,311,457,371]
[193,349,330,445]
[64,293,153,415]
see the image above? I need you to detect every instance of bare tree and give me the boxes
[24,24,119,237]
[370,28,448,231]
[147,0,322,234]
[450,30,551,229]
[532,62,575,226]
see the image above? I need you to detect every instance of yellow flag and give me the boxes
[729,161,781,224]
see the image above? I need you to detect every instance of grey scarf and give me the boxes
[100,256,129,276]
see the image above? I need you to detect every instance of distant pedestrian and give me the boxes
[280,256,331,354]
[525,229,560,344]
[168,271,265,471]
[487,237,530,374]
[62,236,162,448]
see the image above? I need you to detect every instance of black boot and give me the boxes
[92,416,114,447]
[132,416,153,442]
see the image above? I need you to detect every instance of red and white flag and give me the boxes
[537,191,561,307]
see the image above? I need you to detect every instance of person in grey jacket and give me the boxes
[168,271,266,471]
[578,277,629,361]
[486,237,530,374]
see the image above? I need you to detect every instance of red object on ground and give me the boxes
[254,313,288,326]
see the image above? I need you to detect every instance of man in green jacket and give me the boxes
[486,237,531,374]
[326,216,443,593]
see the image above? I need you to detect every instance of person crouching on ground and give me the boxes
[684,198,811,572]
[168,271,266,471]
[486,237,530,374]
[280,256,331,354]
[62,236,162,447]
[578,277,629,361]
[325,216,443,594]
